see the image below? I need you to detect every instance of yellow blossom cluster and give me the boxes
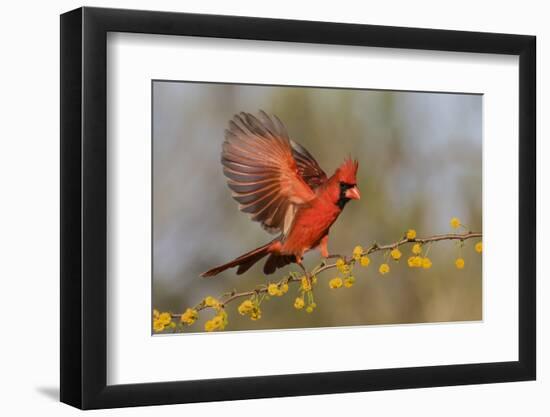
[238,299,253,315]
[330,255,357,288]
[378,235,435,275]
[390,248,402,260]
[475,241,483,253]
[407,256,432,269]
[422,257,432,269]
[294,293,316,312]
[329,277,343,289]
[238,298,262,321]
[397,239,433,269]
[153,309,174,332]
[250,309,261,320]
[180,308,198,325]
[296,274,317,312]
[203,296,221,309]
[344,276,356,288]
[335,258,351,275]
[300,277,312,292]
[450,217,461,229]
[199,296,229,331]
[406,229,417,240]
[305,303,317,314]
[378,263,390,275]
[268,281,289,297]
[407,256,422,268]
[352,245,363,261]
[448,217,481,269]
[205,309,228,332]
[294,296,305,309]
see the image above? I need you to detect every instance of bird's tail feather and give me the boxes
[201,241,274,277]
[263,253,295,275]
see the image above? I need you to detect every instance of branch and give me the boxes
[152,229,482,332]
[313,232,482,276]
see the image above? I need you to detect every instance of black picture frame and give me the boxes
[60,6,536,410]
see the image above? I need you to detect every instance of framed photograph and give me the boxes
[60,6,536,409]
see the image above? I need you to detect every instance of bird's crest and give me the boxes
[337,157,359,184]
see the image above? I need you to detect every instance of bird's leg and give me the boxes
[317,237,344,260]
[318,235,330,258]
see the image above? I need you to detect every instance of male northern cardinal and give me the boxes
[201,111,360,277]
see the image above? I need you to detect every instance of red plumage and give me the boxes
[201,111,360,277]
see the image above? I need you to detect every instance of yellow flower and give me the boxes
[280,282,289,294]
[153,320,165,332]
[180,308,198,325]
[212,315,224,327]
[329,277,343,289]
[158,312,172,325]
[268,283,280,296]
[455,258,465,269]
[204,314,226,331]
[250,307,262,321]
[336,258,349,274]
[412,243,422,255]
[390,248,402,260]
[360,256,370,267]
[294,297,305,310]
[475,241,483,253]
[344,276,355,288]
[379,263,390,275]
[408,256,423,268]
[311,276,318,285]
[406,229,417,240]
[301,276,312,292]
[238,299,254,315]
[353,245,363,260]
[153,309,160,319]
[204,296,220,308]
[306,305,314,313]
[450,217,461,229]
[422,257,432,269]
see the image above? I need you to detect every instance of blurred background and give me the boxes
[152,81,482,332]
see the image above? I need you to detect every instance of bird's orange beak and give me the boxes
[345,186,361,200]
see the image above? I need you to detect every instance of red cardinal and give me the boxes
[201,111,360,277]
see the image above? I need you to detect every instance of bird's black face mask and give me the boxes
[337,182,356,209]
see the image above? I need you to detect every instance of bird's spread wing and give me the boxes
[290,139,328,189]
[222,111,319,235]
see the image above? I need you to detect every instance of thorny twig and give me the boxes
[170,231,481,319]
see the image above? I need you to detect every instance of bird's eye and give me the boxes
[339,182,355,190]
